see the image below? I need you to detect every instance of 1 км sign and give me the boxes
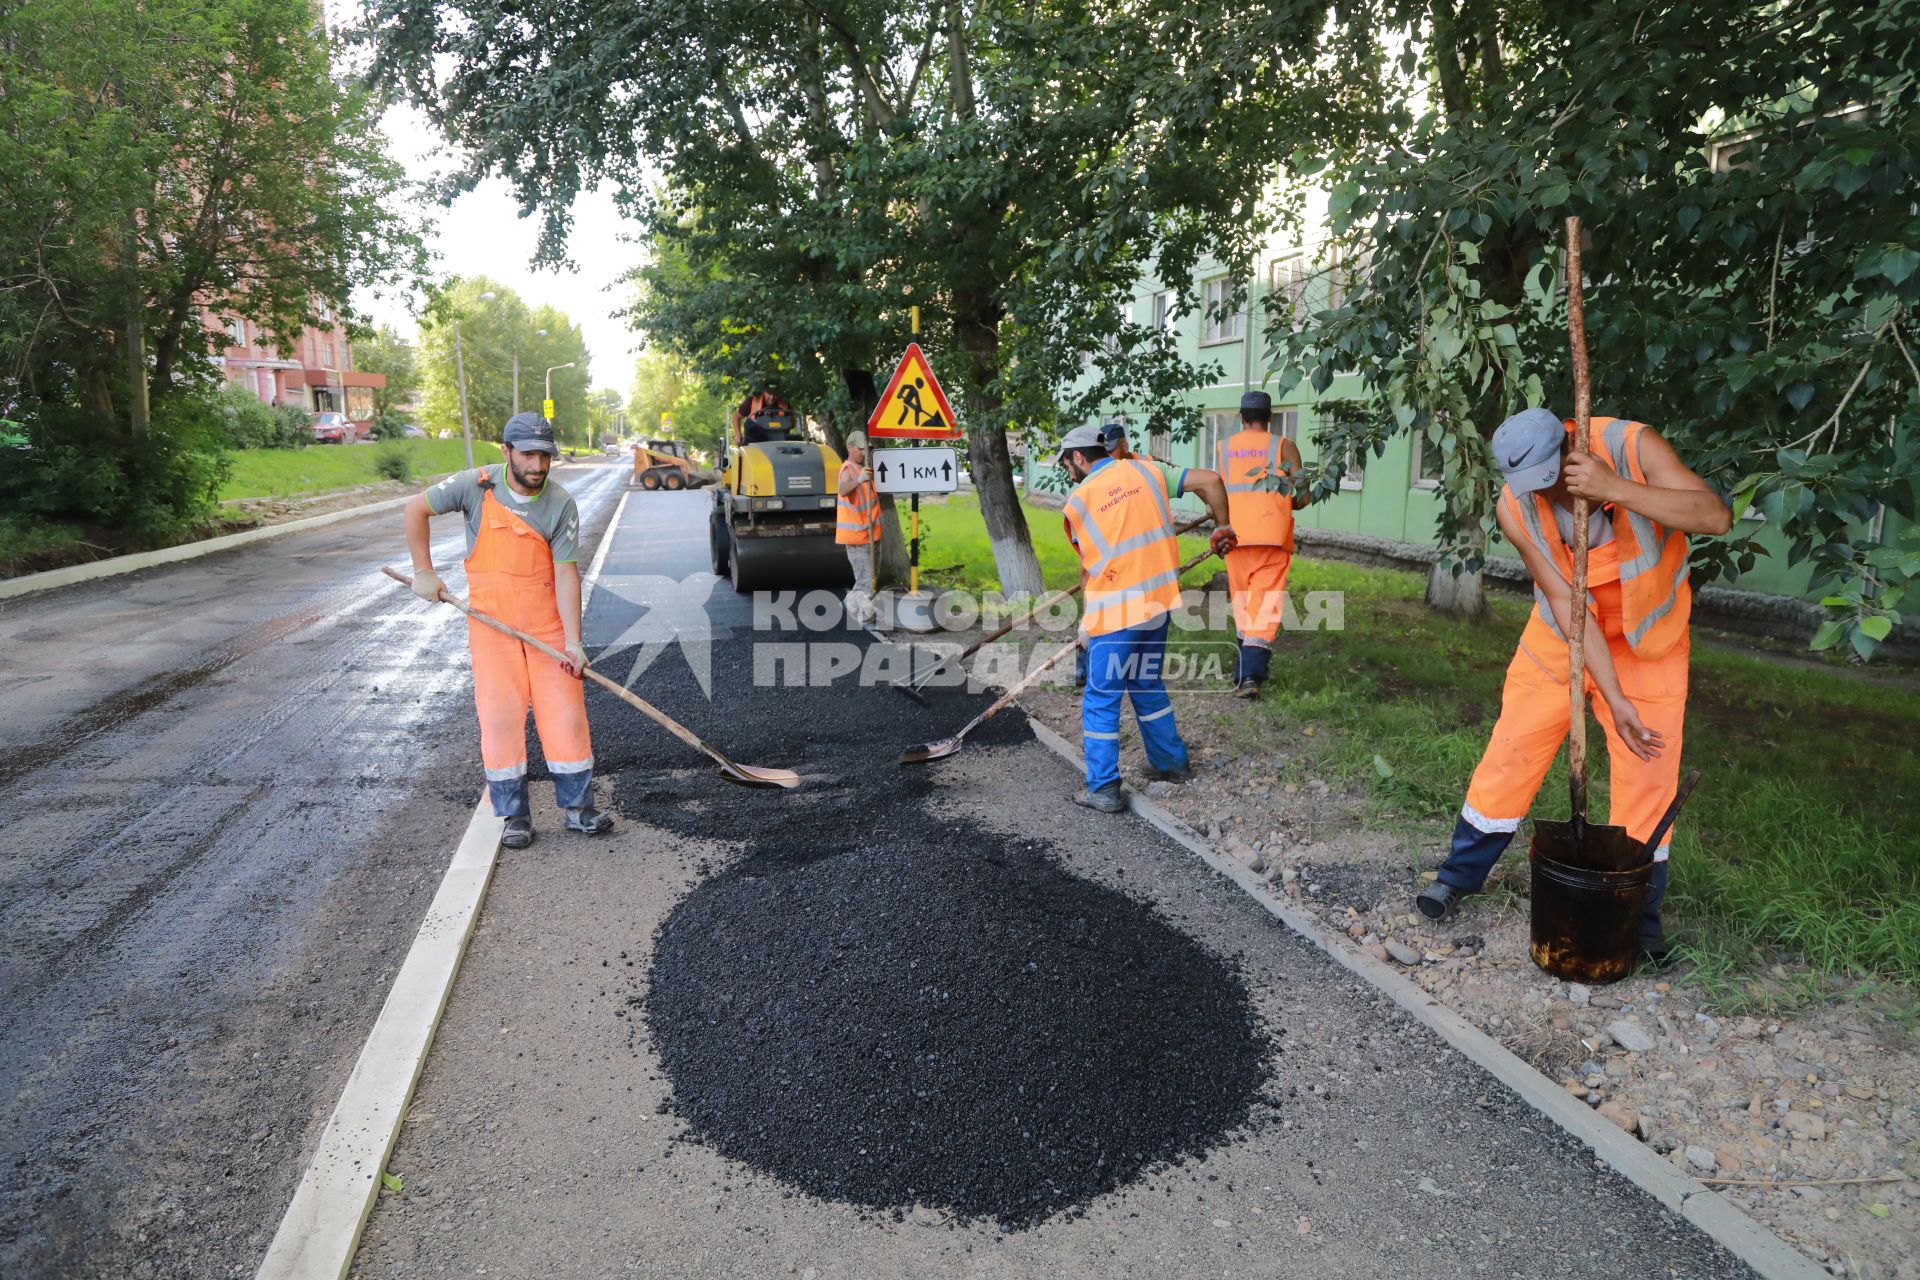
[872,446,959,495]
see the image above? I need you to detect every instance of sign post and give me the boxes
[867,313,961,607]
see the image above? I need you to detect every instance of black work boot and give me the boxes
[1232,678,1261,700]
[1073,783,1127,814]
[565,806,614,835]
[1151,763,1192,783]
[502,815,535,849]
[1414,880,1466,922]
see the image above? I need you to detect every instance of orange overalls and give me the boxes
[1438,418,1693,941]
[1216,428,1297,683]
[467,476,594,817]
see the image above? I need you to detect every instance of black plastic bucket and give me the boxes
[1528,828,1652,984]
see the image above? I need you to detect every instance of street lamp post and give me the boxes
[452,320,475,468]
[544,361,577,442]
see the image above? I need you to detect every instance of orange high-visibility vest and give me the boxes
[1499,417,1693,659]
[835,459,878,545]
[466,474,560,631]
[1063,457,1182,636]
[1215,427,1296,549]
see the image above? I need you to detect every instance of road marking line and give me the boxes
[255,474,630,1280]
[1020,716,1824,1280]
[582,489,628,609]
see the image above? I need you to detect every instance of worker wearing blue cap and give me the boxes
[1414,407,1731,962]
[1215,390,1312,698]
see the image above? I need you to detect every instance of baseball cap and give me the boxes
[846,430,868,449]
[1491,408,1566,494]
[502,411,558,455]
[1095,421,1130,452]
[1055,423,1105,463]
[1240,390,1272,416]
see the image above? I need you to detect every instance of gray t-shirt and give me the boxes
[426,465,581,563]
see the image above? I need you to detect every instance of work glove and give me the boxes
[1209,525,1239,557]
[411,567,446,603]
[561,641,589,679]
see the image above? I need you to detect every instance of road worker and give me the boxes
[403,412,614,850]
[1216,390,1313,698]
[1057,423,1236,813]
[1414,408,1730,961]
[837,430,882,628]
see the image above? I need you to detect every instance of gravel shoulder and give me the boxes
[1019,668,1920,1280]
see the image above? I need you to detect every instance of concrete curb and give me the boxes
[254,798,503,1280]
[1020,715,1824,1280]
[0,495,415,604]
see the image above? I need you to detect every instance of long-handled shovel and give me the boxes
[890,516,1212,706]
[1534,216,1635,866]
[898,541,1222,764]
[383,566,800,789]
[898,636,1082,765]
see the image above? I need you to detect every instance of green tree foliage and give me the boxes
[1268,1,1920,654]
[360,0,1367,595]
[0,0,425,544]
[629,348,729,463]
[416,278,592,450]
[354,324,421,437]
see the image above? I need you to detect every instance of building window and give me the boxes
[1151,290,1173,333]
[1200,277,1244,345]
[1198,409,1237,466]
[1268,254,1308,316]
[1273,407,1299,440]
[1411,430,1444,489]
[1327,243,1372,311]
[1318,407,1366,489]
[324,341,336,368]
[225,316,246,346]
[1148,427,1171,460]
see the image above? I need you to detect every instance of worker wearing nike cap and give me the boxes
[1415,408,1730,961]
[403,411,614,850]
[1058,422,1236,813]
[1216,390,1313,698]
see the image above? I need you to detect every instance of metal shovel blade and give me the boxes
[719,761,803,789]
[898,737,962,766]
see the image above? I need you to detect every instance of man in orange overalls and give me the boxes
[404,412,613,849]
[1414,408,1730,960]
[836,429,881,627]
[1215,391,1313,698]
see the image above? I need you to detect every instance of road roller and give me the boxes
[709,398,852,593]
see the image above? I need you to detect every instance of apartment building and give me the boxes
[208,302,386,429]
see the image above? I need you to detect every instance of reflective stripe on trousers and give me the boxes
[1081,615,1188,790]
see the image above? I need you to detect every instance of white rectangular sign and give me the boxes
[872,446,960,494]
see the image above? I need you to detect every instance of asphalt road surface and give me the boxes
[0,461,628,1279]
[347,492,1761,1280]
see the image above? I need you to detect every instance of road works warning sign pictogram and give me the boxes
[867,343,961,439]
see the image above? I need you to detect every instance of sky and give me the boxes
[354,99,646,396]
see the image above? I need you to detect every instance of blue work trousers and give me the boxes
[1081,615,1189,790]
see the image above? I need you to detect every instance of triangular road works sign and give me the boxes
[867,343,961,440]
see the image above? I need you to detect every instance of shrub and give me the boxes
[269,402,315,448]
[214,384,312,449]
[373,442,413,482]
[371,410,414,441]
[0,398,229,546]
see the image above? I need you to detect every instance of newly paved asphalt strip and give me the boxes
[0,461,627,1280]
[347,492,1759,1279]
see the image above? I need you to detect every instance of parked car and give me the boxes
[401,424,428,439]
[311,411,352,444]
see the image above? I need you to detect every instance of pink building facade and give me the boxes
[208,304,386,429]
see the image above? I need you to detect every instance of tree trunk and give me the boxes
[968,424,1044,598]
[1426,520,1490,618]
[877,496,910,586]
[952,291,1044,599]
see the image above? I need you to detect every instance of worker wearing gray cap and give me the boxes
[1056,422,1236,812]
[836,430,882,627]
[1414,407,1730,962]
[1216,390,1313,698]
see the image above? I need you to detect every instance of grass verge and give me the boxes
[220,438,500,501]
[919,496,1920,995]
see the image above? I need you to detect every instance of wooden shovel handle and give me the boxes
[1565,216,1593,821]
[381,565,734,771]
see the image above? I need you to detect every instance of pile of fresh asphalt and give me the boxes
[573,621,1271,1228]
